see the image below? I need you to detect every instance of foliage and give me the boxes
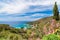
[0,30,23,40]
[42,34,60,40]
[0,13,60,40]
[53,2,59,20]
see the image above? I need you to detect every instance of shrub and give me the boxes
[42,34,60,40]
[0,31,23,40]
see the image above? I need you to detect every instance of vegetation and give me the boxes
[0,2,60,40]
[0,31,23,40]
[0,16,60,40]
[42,34,60,40]
[53,2,59,20]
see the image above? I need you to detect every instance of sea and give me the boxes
[0,21,30,28]
[0,11,53,28]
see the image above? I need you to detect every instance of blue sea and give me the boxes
[0,21,30,28]
[0,13,53,28]
[0,11,53,28]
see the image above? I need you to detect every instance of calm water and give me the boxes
[0,21,29,28]
[0,13,53,28]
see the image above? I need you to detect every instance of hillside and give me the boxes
[0,16,60,40]
[28,16,53,25]
[28,16,60,29]
[27,16,60,39]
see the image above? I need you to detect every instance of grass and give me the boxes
[0,16,60,40]
[0,30,23,40]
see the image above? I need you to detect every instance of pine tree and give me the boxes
[53,2,59,20]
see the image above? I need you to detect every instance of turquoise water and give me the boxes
[0,12,53,28]
[0,21,30,28]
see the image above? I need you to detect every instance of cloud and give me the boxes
[0,0,59,21]
[0,2,28,14]
[0,0,56,14]
[0,16,40,21]
[30,13,52,18]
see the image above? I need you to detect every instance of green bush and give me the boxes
[42,34,60,40]
[0,31,23,40]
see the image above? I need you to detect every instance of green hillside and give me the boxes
[27,16,60,40]
[0,16,60,40]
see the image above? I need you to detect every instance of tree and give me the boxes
[53,2,59,20]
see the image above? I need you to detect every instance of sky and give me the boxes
[0,0,60,21]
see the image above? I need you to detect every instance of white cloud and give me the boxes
[0,2,28,14]
[0,0,58,14]
[31,13,52,17]
[0,13,52,21]
[0,0,60,21]
[0,16,40,21]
